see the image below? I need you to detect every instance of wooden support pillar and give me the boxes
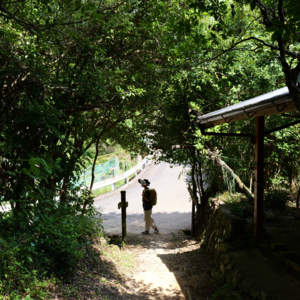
[254,116,264,240]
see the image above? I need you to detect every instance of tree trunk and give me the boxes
[82,136,101,216]
[195,152,208,224]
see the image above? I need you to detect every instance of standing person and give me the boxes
[138,179,159,235]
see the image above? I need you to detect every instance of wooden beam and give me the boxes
[254,116,264,240]
[204,101,296,128]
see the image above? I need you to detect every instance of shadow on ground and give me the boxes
[52,231,216,300]
[122,232,216,300]
[101,211,192,235]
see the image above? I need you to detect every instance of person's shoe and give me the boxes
[154,228,159,234]
[141,231,149,235]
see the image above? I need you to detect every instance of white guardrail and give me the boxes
[0,156,152,212]
[90,155,151,191]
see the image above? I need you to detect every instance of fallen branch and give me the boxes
[207,149,254,201]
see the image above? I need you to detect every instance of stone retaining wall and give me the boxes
[200,198,251,254]
[199,197,300,299]
[199,198,266,299]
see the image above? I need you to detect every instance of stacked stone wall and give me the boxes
[198,198,262,297]
[200,198,251,254]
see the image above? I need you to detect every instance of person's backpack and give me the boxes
[148,189,157,206]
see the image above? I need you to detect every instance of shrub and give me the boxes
[264,190,292,209]
[0,203,103,298]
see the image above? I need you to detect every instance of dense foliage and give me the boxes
[147,0,300,221]
[1,0,300,298]
[0,0,183,297]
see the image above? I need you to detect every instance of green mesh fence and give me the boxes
[77,157,120,187]
[221,164,236,194]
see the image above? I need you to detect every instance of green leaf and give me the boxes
[266,26,277,32]
[26,184,34,190]
[271,30,279,42]
[7,171,16,175]
[250,0,256,10]
[28,193,35,199]
[271,19,284,26]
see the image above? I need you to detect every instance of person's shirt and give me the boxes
[142,187,152,211]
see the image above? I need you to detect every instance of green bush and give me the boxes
[0,253,52,300]
[264,190,292,209]
[0,203,103,298]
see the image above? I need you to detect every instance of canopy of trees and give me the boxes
[1,0,300,297]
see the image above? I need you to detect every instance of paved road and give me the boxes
[94,161,192,235]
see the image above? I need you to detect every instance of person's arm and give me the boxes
[143,190,150,202]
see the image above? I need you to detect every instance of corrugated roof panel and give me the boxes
[198,87,292,124]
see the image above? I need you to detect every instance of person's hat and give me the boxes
[138,179,150,186]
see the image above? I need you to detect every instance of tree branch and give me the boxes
[278,0,285,22]
[207,149,254,201]
[62,102,113,113]
[0,5,35,30]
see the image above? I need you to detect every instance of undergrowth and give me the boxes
[0,204,103,299]
[217,192,246,218]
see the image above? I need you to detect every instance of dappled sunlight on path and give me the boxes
[50,231,215,299]
[119,231,215,300]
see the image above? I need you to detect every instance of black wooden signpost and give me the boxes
[118,191,128,242]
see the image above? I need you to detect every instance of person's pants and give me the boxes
[144,209,157,231]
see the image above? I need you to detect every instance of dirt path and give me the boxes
[107,231,215,300]
[51,231,216,300]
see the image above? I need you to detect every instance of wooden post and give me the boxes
[118,191,128,242]
[254,116,264,240]
[191,201,195,238]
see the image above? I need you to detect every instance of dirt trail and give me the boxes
[50,231,216,300]
[116,231,215,300]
